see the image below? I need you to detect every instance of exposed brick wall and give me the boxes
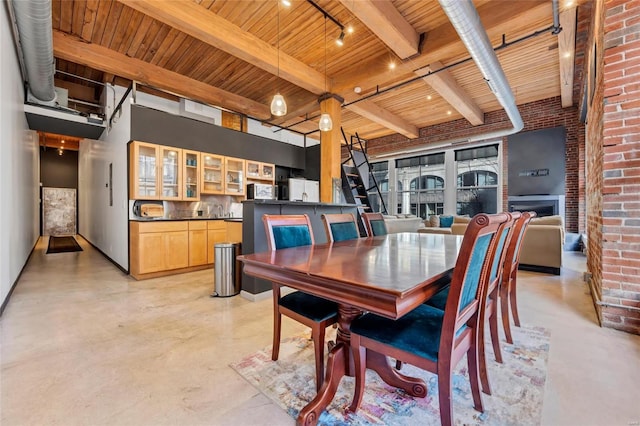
[367,97,584,233]
[576,3,593,234]
[598,0,640,334]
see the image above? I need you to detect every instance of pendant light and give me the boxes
[271,1,287,116]
[319,17,333,131]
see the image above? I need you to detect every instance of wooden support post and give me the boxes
[319,96,342,203]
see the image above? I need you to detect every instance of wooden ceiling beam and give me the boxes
[332,1,551,96]
[417,61,484,125]
[53,31,272,120]
[559,7,576,108]
[339,0,419,59]
[118,0,326,95]
[345,100,418,139]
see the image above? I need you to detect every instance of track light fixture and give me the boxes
[305,0,346,46]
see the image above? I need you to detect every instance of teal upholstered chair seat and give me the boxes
[279,292,338,322]
[352,305,460,362]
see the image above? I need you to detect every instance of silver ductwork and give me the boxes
[11,0,56,104]
[438,0,524,142]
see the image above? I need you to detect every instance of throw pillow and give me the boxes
[429,215,440,228]
[440,215,454,228]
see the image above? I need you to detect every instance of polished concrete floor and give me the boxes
[1,236,639,425]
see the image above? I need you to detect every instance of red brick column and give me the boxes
[598,0,640,334]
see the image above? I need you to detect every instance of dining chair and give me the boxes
[348,213,509,426]
[361,212,387,237]
[262,214,339,392]
[422,212,517,395]
[501,211,536,344]
[321,213,360,242]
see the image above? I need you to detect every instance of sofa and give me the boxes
[382,214,425,234]
[518,215,564,275]
[419,214,564,275]
[418,215,470,235]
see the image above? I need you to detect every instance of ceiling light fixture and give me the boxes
[281,0,291,6]
[319,17,333,132]
[354,86,362,94]
[305,0,346,46]
[347,25,354,34]
[426,95,432,100]
[271,1,287,116]
[389,61,396,70]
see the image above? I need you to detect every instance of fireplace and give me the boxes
[507,195,565,223]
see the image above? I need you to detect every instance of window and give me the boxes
[396,153,445,219]
[371,141,501,217]
[368,162,390,214]
[455,145,499,216]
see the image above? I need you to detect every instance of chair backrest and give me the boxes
[321,213,360,242]
[502,211,537,278]
[262,214,315,251]
[486,212,519,291]
[441,213,509,338]
[361,212,387,237]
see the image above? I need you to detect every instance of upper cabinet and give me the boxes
[246,160,275,184]
[130,141,182,200]
[182,149,200,201]
[130,141,160,199]
[201,153,225,195]
[159,146,182,200]
[225,157,245,196]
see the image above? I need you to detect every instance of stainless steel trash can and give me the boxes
[212,242,242,297]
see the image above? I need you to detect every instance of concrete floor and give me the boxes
[1,236,639,425]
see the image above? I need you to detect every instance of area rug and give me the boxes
[46,236,83,254]
[230,325,550,425]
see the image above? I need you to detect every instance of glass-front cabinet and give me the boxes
[225,157,245,196]
[183,149,200,200]
[130,141,160,199]
[159,146,182,200]
[201,153,225,194]
[130,141,182,200]
[246,160,275,183]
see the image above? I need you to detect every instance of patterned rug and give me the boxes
[230,326,550,425]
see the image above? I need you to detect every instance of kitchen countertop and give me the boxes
[130,217,242,222]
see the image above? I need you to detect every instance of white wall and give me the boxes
[0,4,40,309]
[78,85,131,270]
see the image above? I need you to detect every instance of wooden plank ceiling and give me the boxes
[50,0,578,142]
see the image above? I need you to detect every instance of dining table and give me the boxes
[238,232,464,426]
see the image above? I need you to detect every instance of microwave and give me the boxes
[247,183,277,200]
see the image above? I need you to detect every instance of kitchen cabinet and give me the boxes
[246,161,275,183]
[201,153,225,194]
[159,146,182,200]
[130,141,160,199]
[182,149,200,201]
[130,221,189,278]
[207,220,227,264]
[188,221,208,266]
[129,141,182,200]
[226,221,242,243]
[224,157,245,196]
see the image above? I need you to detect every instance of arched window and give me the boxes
[410,175,444,190]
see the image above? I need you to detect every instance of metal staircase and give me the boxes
[340,129,387,234]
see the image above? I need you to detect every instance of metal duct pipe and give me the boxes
[551,0,562,34]
[11,0,56,103]
[438,0,523,142]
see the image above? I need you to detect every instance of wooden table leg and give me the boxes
[365,350,427,398]
[296,304,362,426]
